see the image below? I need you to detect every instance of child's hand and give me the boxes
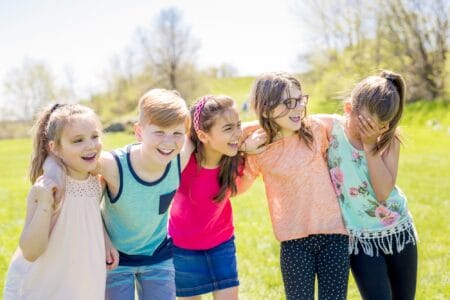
[240,129,267,155]
[43,154,65,201]
[357,115,389,149]
[105,245,119,270]
[32,176,57,209]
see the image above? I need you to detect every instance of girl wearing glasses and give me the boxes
[244,72,349,300]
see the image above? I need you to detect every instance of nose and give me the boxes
[293,103,305,114]
[162,134,184,145]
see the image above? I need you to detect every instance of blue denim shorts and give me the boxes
[105,259,175,300]
[173,236,239,297]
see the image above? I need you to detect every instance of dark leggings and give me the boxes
[280,234,350,300]
[351,239,418,300]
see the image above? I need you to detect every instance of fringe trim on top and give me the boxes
[348,217,418,257]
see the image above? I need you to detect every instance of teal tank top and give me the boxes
[102,144,181,265]
[327,116,417,256]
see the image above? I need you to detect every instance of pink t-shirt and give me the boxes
[169,154,234,250]
[245,118,347,242]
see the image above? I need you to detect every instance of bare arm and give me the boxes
[103,225,119,270]
[357,116,399,202]
[19,177,56,261]
[180,136,195,171]
[235,164,257,195]
[312,114,337,141]
[239,128,267,154]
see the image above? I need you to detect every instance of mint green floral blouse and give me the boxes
[327,116,417,256]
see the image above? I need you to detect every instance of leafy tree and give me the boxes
[3,59,58,120]
[294,0,449,101]
[136,7,201,99]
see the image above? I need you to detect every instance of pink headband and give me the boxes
[193,95,212,131]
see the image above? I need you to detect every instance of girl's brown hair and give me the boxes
[29,103,101,183]
[350,70,405,154]
[249,72,313,146]
[190,95,243,202]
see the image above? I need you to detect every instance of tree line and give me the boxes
[2,0,448,121]
[296,0,449,102]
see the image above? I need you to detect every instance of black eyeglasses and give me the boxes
[282,95,309,110]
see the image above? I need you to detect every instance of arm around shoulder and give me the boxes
[235,155,259,195]
[311,114,338,140]
[180,137,195,171]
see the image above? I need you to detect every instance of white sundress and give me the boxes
[3,175,106,300]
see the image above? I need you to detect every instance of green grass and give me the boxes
[0,99,449,299]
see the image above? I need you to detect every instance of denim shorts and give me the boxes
[173,236,239,297]
[105,258,175,300]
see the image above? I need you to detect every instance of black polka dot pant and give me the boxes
[280,234,350,300]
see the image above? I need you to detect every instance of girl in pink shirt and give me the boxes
[169,95,245,299]
[245,72,349,300]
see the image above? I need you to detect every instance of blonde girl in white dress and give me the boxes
[3,103,117,300]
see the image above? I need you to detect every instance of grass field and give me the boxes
[0,95,449,298]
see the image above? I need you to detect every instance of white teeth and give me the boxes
[158,148,174,154]
[82,153,96,159]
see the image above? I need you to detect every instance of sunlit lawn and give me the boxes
[0,101,449,299]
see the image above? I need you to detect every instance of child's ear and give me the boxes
[344,101,353,115]
[48,141,59,156]
[134,122,142,142]
[196,130,209,144]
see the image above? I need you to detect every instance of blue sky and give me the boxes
[0,0,308,102]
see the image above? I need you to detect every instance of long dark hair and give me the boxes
[249,72,314,146]
[350,70,405,154]
[190,95,243,202]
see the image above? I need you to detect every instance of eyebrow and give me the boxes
[70,131,99,138]
[221,121,240,128]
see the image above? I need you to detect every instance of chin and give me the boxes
[158,154,175,164]
[226,150,238,157]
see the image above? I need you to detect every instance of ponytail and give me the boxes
[29,105,56,183]
[376,70,405,153]
[350,70,406,154]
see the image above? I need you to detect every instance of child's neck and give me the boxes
[131,147,168,181]
[343,118,364,150]
[66,168,90,180]
[273,130,296,142]
[201,148,222,169]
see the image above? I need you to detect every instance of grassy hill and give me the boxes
[0,77,449,299]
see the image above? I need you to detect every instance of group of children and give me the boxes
[3,70,418,300]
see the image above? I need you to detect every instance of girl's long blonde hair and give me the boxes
[29,104,100,183]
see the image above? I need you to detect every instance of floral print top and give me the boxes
[327,116,415,244]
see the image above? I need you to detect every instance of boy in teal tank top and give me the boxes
[99,89,194,300]
[102,144,180,265]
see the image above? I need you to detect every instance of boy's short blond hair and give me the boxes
[138,89,189,128]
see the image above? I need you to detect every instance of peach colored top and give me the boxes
[246,118,347,242]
